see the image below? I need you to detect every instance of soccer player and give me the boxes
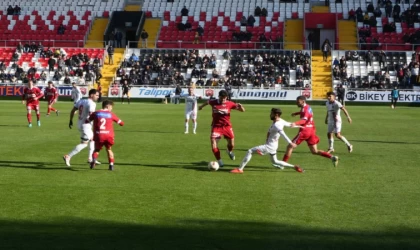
[22,80,44,127]
[87,100,124,171]
[44,81,59,116]
[180,86,201,134]
[63,89,100,166]
[231,108,304,174]
[71,82,82,105]
[391,86,399,109]
[198,90,245,167]
[121,80,131,104]
[282,96,340,167]
[325,92,353,153]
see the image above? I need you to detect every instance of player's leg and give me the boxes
[35,105,41,126]
[282,132,302,162]
[49,102,57,113]
[90,146,101,169]
[121,93,125,104]
[47,103,51,116]
[225,127,235,160]
[327,131,334,153]
[335,131,353,153]
[64,127,89,166]
[185,112,190,134]
[231,145,264,173]
[105,144,114,170]
[308,143,339,167]
[393,98,397,109]
[211,137,223,166]
[127,92,131,104]
[192,112,197,134]
[26,106,32,127]
[270,154,304,173]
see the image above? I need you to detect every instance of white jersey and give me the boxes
[182,94,200,112]
[71,86,82,103]
[265,119,292,152]
[74,99,96,128]
[326,100,343,123]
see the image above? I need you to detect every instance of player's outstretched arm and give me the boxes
[198,102,208,110]
[291,112,300,117]
[236,103,245,112]
[341,107,352,124]
[69,107,77,129]
[279,129,297,148]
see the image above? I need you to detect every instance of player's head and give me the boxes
[28,80,34,88]
[394,86,398,90]
[218,90,228,103]
[48,81,53,87]
[270,108,282,120]
[72,82,76,87]
[88,89,99,102]
[327,91,336,102]
[296,96,306,107]
[188,86,194,95]
[102,100,114,111]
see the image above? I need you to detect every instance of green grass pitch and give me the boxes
[0,100,419,250]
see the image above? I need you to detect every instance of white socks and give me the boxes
[270,155,294,168]
[239,150,253,170]
[193,122,197,133]
[340,136,351,147]
[185,122,189,133]
[329,138,334,149]
[68,143,88,158]
[88,141,95,161]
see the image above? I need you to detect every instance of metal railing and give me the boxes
[336,42,416,51]
[0,40,86,48]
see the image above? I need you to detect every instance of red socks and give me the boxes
[320,151,332,159]
[47,107,50,114]
[109,157,114,165]
[50,107,57,112]
[282,154,290,162]
[92,152,99,160]
[212,147,221,160]
[36,113,40,121]
[27,114,32,123]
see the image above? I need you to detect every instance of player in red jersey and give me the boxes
[22,80,44,127]
[198,90,245,167]
[282,96,339,167]
[44,81,60,116]
[87,100,124,171]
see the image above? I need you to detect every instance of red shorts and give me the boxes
[292,128,320,146]
[211,126,234,140]
[47,99,56,105]
[94,136,115,150]
[26,104,39,111]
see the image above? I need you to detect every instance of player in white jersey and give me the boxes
[325,92,353,153]
[180,86,201,134]
[63,89,100,166]
[231,108,304,174]
[71,82,82,105]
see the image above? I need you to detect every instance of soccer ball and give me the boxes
[208,161,219,171]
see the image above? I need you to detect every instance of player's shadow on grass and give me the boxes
[0,160,85,171]
[0,124,29,127]
[0,217,418,250]
[352,139,420,145]
[119,130,179,134]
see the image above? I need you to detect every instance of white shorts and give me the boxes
[250,144,277,156]
[78,122,93,141]
[328,121,342,133]
[185,110,197,120]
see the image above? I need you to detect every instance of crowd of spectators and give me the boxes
[6,5,21,15]
[115,49,312,89]
[333,50,420,90]
[0,42,103,85]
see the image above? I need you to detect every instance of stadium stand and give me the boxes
[117,48,312,88]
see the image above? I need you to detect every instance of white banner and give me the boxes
[108,86,311,101]
[345,90,420,103]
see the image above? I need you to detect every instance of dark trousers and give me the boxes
[391,97,398,107]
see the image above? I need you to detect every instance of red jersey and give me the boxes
[22,87,44,106]
[299,103,315,129]
[209,99,238,127]
[88,110,124,138]
[44,87,58,101]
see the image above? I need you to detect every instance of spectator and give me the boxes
[240,16,247,26]
[58,24,66,35]
[16,42,23,53]
[254,6,262,16]
[333,58,339,67]
[247,15,256,27]
[115,31,123,48]
[7,5,14,15]
[373,6,382,17]
[366,50,373,67]
[369,16,377,27]
[393,3,401,17]
[13,5,21,15]
[385,2,392,17]
[349,9,356,21]
[177,22,186,31]
[363,12,370,27]
[23,42,30,53]
[336,84,346,104]
[181,6,189,16]
[196,25,204,36]
[174,84,182,104]
[321,39,332,62]
[307,31,314,50]
[193,32,200,44]
[261,8,268,17]
[140,29,148,48]
[48,57,56,72]
[185,21,192,31]
[367,3,374,13]
[129,53,139,62]
[379,51,387,68]
[107,45,114,65]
